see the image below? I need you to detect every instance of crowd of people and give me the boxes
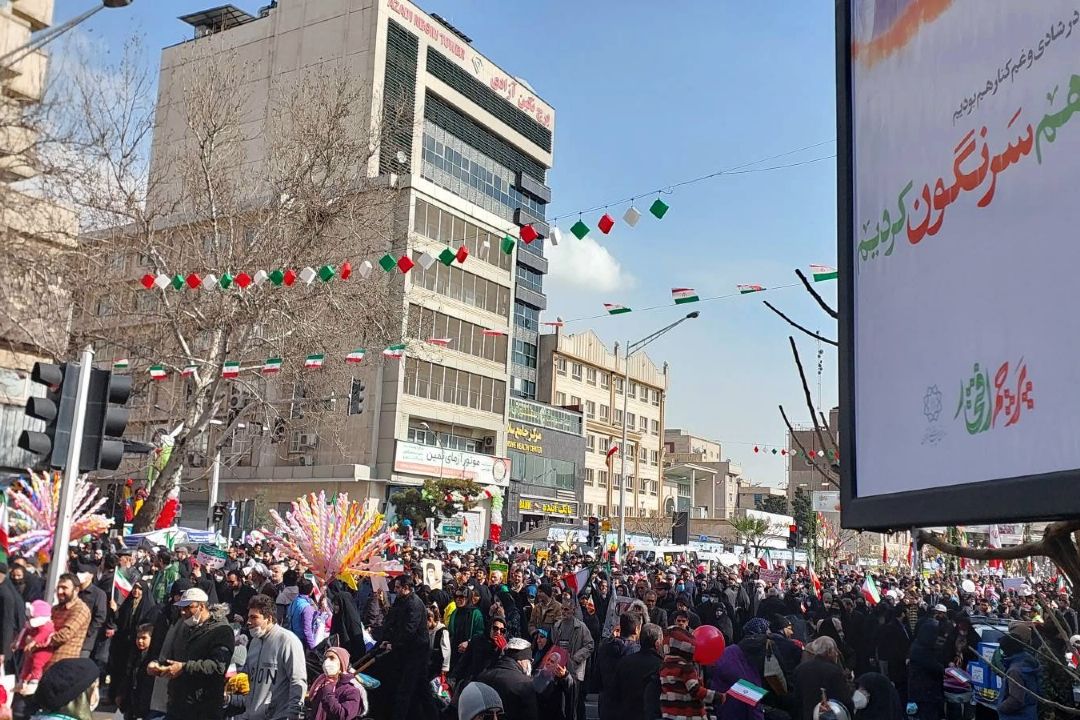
[0,538,1077,720]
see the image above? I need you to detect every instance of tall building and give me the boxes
[785,406,839,502]
[537,331,667,522]
[0,0,78,473]
[98,0,557,538]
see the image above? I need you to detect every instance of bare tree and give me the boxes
[625,513,678,546]
[33,36,424,530]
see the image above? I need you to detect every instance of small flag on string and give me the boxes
[219,272,234,289]
[113,359,130,371]
[396,255,415,273]
[438,248,456,267]
[318,265,335,282]
[383,344,406,359]
[623,206,641,227]
[426,338,452,347]
[253,270,269,286]
[299,267,317,284]
[222,361,240,379]
[345,348,366,364]
[270,269,285,286]
[171,274,184,290]
[597,213,615,234]
[542,320,565,328]
[549,227,562,246]
[520,224,538,243]
[455,246,468,263]
[738,284,765,294]
[649,198,670,219]
[304,354,325,369]
[603,303,631,315]
[501,235,516,255]
[149,365,168,381]
[181,365,196,378]
[262,357,283,375]
[185,273,202,289]
[235,272,252,289]
[811,264,838,282]
[358,261,373,279]
[418,252,437,270]
[154,273,172,290]
[570,220,590,240]
[203,274,218,289]
[671,287,699,305]
[482,329,508,337]
[378,254,396,272]
[140,274,155,290]
[340,261,352,280]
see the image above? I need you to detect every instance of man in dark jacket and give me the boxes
[76,567,109,661]
[613,622,664,720]
[384,575,429,720]
[218,570,256,622]
[478,637,539,720]
[597,613,640,720]
[0,563,26,674]
[907,617,945,720]
[151,587,234,720]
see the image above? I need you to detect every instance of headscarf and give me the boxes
[855,672,903,720]
[117,580,159,631]
[743,617,770,637]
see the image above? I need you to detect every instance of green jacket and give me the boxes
[151,562,180,603]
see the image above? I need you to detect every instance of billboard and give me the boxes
[393,441,510,486]
[812,491,842,514]
[838,0,1080,528]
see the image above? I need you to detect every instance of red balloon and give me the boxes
[692,624,727,664]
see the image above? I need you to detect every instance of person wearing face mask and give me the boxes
[147,587,235,720]
[232,593,306,720]
[477,637,540,720]
[793,636,854,720]
[27,658,102,720]
[852,672,903,720]
[305,646,364,720]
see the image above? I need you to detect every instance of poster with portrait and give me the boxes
[422,559,443,590]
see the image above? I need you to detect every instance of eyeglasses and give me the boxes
[492,626,507,635]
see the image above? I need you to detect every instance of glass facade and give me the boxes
[403,358,506,414]
[509,450,575,490]
[421,121,546,224]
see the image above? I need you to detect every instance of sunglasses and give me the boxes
[492,626,507,634]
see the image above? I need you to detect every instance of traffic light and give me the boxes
[787,524,799,548]
[212,502,226,523]
[349,378,366,415]
[80,368,132,471]
[588,516,599,545]
[17,362,82,469]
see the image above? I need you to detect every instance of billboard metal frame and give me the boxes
[835,0,1080,531]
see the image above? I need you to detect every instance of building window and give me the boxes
[585,400,596,419]
[403,357,505,413]
[615,377,624,394]
[569,395,581,408]
[652,389,661,406]
[598,472,608,488]
[410,251,511,316]
[650,450,659,466]
[651,419,660,435]
[414,198,516,271]
[510,376,535,400]
[585,469,594,486]
[627,412,636,428]
[598,504,607,517]
[515,264,544,293]
[555,391,567,405]
[639,446,648,462]
[509,450,575,490]
[95,297,114,317]
[599,404,609,421]
[626,475,634,490]
[639,415,648,432]
[408,304,508,364]
[406,425,480,452]
[586,368,597,385]
[613,409,623,425]
[628,382,637,399]
[586,434,596,452]
[514,302,540,331]
[511,338,538,369]
[571,363,582,381]
[556,358,567,375]
[600,372,610,389]
[584,502,594,516]
[599,437,610,453]
[135,293,156,313]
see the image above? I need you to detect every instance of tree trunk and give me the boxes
[132,453,184,532]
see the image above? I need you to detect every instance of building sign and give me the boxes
[385,0,554,131]
[508,398,581,435]
[394,441,510,486]
[811,491,841,513]
[507,423,543,454]
[518,497,578,517]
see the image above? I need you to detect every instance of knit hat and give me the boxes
[506,637,532,661]
[663,626,695,661]
[325,646,351,672]
[27,599,52,628]
[33,658,99,711]
[743,617,771,636]
[457,681,503,720]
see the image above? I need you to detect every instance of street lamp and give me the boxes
[0,1,134,68]
[617,310,699,559]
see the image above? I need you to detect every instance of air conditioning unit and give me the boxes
[298,432,318,449]
[482,436,495,451]
[298,454,314,467]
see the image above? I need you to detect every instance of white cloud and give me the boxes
[545,234,634,293]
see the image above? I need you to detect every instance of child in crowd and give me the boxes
[12,599,54,720]
[116,624,156,720]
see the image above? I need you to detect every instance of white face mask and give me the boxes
[853,690,869,711]
[88,684,100,712]
[184,616,201,628]
[322,658,341,676]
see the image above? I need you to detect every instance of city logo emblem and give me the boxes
[922,384,945,446]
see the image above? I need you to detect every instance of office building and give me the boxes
[93,0,556,538]
[537,330,668,522]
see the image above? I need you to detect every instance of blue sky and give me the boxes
[55,0,839,488]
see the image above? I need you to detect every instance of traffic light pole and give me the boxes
[45,345,94,601]
[207,449,221,532]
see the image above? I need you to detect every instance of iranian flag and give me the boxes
[861,575,881,605]
[482,329,508,337]
[810,567,822,598]
[542,321,565,328]
[148,365,168,381]
[345,348,366,363]
[810,264,838,282]
[605,445,619,462]
[426,338,452,347]
[383,343,406,358]
[563,567,590,596]
[262,357,283,375]
[181,365,196,378]
[603,303,631,315]
[113,569,133,603]
[728,680,768,707]
[222,361,240,379]
[0,494,9,563]
[113,358,130,371]
[304,354,325,369]
[671,287,699,304]
[737,284,765,294]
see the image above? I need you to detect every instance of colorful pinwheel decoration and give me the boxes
[8,470,111,561]
[263,491,397,584]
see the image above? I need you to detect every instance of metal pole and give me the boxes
[207,449,221,531]
[45,345,94,601]
[617,343,630,560]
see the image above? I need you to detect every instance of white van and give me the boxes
[633,544,699,566]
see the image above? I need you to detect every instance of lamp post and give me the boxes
[617,311,699,560]
[0,1,135,68]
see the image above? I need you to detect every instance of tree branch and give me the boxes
[916,531,1047,562]
[779,403,839,487]
[789,336,837,464]
[763,301,837,346]
[796,268,837,319]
